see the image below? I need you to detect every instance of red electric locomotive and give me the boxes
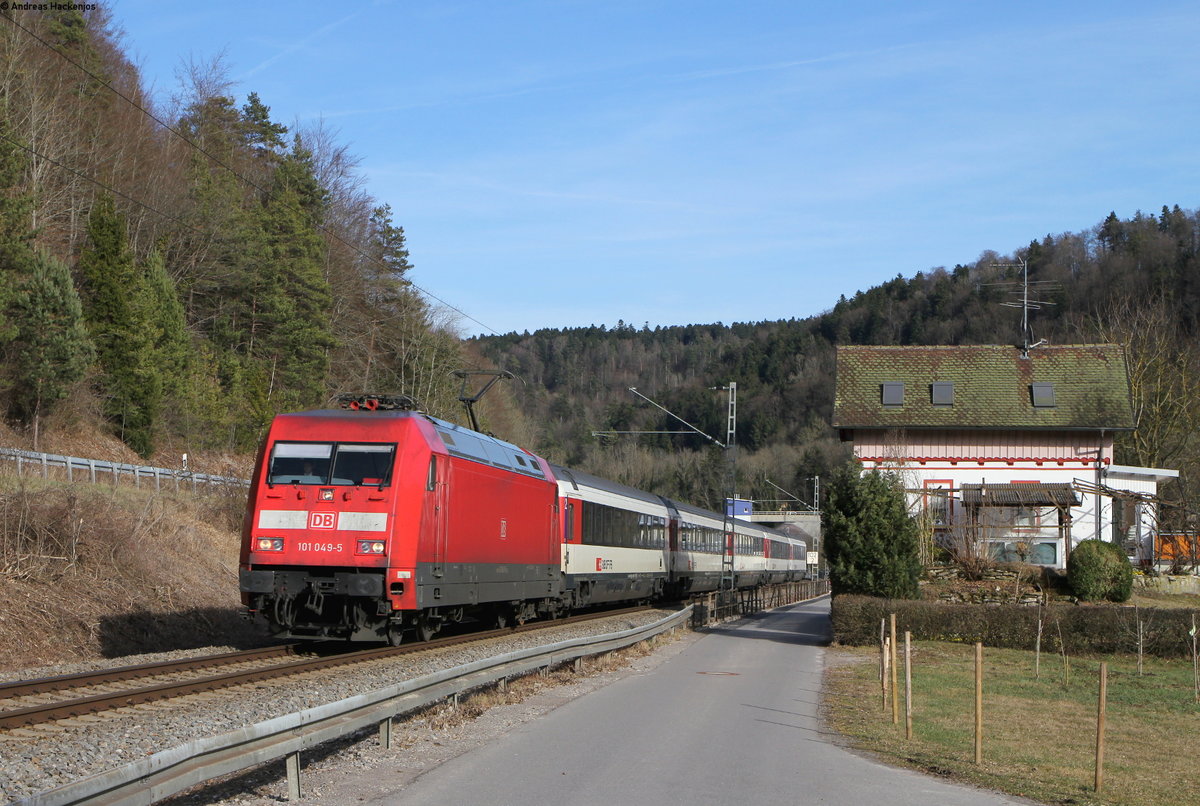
[241,394,810,644]
[239,394,564,644]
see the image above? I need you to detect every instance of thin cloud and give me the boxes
[239,10,365,79]
[666,43,921,83]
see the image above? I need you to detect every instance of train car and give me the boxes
[664,499,727,596]
[663,501,806,594]
[550,464,670,608]
[239,395,562,644]
[240,395,813,644]
[728,520,765,589]
[764,532,808,584]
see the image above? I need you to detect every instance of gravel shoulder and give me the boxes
[165,627,701,805]
[0,609,687,804]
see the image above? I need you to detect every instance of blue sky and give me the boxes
[111,1,1200,336]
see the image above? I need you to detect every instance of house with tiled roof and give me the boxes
[832,344,1177,569]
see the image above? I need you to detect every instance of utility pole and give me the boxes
[718,382,737,591]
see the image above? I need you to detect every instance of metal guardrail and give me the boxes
[15,607,693,806]
[0,448,248,492]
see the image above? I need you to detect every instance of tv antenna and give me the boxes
[987,258,1058,357]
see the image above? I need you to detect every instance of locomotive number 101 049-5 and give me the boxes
[298,542,344,553]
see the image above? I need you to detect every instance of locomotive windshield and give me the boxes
[268,442,396,486]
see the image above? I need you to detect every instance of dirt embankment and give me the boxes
[0,471,267,673]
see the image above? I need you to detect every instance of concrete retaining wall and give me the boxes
[1134,575,1200,595]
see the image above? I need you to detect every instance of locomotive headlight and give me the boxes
[357,540,386,554]
[256,537,284,552]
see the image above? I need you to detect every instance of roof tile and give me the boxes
[832,344,1134,431]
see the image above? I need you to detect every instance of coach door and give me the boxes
[428,455,449,578]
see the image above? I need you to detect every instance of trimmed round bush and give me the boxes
[1067,539,1133,602]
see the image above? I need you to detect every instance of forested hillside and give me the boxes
[0,9,465,460]
[475,206,1200,518]
[1,10,1197,525]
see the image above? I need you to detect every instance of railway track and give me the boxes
[0,606,651,731]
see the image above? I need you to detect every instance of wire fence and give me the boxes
[0,447,249,493]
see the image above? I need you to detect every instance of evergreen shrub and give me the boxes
[1067,539,1133,602]
[830,595,1197,657]
[822,464,922,599]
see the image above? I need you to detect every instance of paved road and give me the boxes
[372,597,1032,805]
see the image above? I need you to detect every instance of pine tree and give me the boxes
[8,252,93,449]
[252,139,335,410]
[141,249,189,397]
[822,463,922,598]
[0,115,36,344]
[240,92,288,156]
[77,194,161,456]
[368,204,413,280]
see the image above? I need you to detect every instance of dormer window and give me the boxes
[1031,382,1056,408]
[931,382,954,406]
[881,382,904,407]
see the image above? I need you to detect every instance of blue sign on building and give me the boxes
[725,498,752,517]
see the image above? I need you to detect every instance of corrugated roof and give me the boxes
[961,483,1080,507]
[833,344,1134,431]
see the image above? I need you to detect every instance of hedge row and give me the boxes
[831,595,1200,658]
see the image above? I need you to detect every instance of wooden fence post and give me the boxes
[1095,662,1108,792]
[890,613,899,725]
[904,630,913,740]
[880,618,888,711]
[974,642,983,764]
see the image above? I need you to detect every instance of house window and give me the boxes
[986,540,1058,565]
[931,382,954,406]
[1031,382,1055,407]
[881,382,904,407]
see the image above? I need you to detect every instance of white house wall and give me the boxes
[855,453,1164,568]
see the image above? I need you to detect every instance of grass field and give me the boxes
[1130,589,1200,610]
[824,640,1200,805]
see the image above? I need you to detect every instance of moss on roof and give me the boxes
[833,344,1134,431]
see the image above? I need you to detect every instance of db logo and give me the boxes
[308,511,336,530]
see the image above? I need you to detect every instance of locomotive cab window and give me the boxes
[268,442,397,487]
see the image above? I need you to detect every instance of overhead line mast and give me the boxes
[718,382,737,591]
[594,383,739,591]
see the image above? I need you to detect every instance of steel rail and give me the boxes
[0,606,650,730]
[0,645,305,699]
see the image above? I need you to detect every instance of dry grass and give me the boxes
[825,641,1200,805]
[0,472,261,671]
[1129,590,1200,610]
